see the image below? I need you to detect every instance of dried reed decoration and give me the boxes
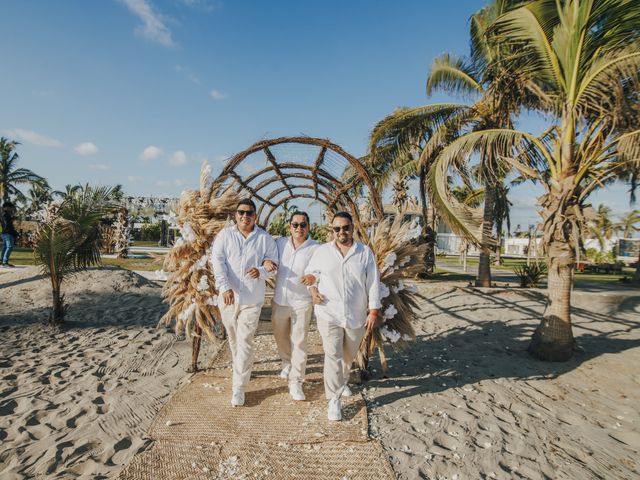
[158,162,240,344]
[356,215,426,372]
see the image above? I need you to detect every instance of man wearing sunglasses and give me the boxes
[270,211,318,401]
[304,211,381,421]
[210,198,279,407]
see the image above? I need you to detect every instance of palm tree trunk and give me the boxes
[494,230,502,265]
[476,181,496,287]
[634,249,640,285]
[419,167,436,275]
[49,280,65,325]
[529,240,575,361]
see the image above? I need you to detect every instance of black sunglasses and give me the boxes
[236,209,255,216]
[332,225,351,233]
[291,222,308,229]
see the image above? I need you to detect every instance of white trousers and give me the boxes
[220,303,262,390]
[317,316,365,401]
[271,301,313,385]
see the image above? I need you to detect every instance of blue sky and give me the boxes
[1,0,634,227]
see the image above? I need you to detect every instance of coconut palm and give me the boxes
[33,185,115,325]
[616,210,640,238]
[0,137,44,205]
[431,0,640,360]
[368,0,530,286]
[588,204,616,251]
[22,180,54,218]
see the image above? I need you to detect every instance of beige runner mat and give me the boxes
[119,319,395,479]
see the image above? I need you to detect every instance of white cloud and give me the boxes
[169,150,187,166]
[119,0,174,47]
[89,164,109,171]
[127,175,140,183]
[156,180,170,187]
[139,145,163,161]
[74,142,98,155]
[4,128,62,147]
[210,89,228,100]
[174,179,186,186]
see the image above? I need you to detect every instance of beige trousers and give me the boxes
[220,302,262,390]
[271,301,313,385]
[317,317,365,400]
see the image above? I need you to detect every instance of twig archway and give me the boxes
[212,137,384,233]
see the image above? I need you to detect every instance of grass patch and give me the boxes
[6,248,164,272]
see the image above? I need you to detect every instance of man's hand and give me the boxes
[246,267,260,279]
[262,260,278,273]
[309,287,326,305]
[223,289,235,305]
[301,274,316,286]
[365,310,380,331]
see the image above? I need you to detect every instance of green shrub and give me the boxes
[513,262,548,288]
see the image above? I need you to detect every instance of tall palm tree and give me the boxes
[368,0,529,286]
[33,185,115,325]
[0,137,43,205]
[432,0,640,360]
[616,210,640,238]
[588,204,616,251]
[22,179,54,218]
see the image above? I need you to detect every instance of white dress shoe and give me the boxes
[327,398,342,421]
[231,389,245,407]
[289,383,305,401]
[341,384,353,397]
[279,362,291,379]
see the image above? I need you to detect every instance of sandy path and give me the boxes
[0,266,219,479]
[365,285,640,479]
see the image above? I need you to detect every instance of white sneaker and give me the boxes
[341,384,353,397]
[231,389,245,407]
[279,362,291,379]
[327,398,342,421]
[289,383,305,401]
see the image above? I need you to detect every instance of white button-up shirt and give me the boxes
[305,240,381,329]
[273,236,318,308]
[210,224,278,307]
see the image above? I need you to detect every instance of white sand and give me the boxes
[1,267,639,479]
[0,266,218,479]
[365,284,640,479]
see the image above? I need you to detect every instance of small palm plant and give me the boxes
[33,185,114,325]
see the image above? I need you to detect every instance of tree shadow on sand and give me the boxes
[365,287,640,405]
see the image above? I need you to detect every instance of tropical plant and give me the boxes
[587,204,616,251]
[435,0,640,360]
[368,0,529,286]
[33,185,115,325]
[616,210,640,238]
[22,179,54,218]
[0,137,44,205]
[267,200,298,237]
[513,262,548,288]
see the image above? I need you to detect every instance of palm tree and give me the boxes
[616,210,640,238]
[368,0,529,286]
[22,180,54,218]
[33,185,115,325]
[0,137,44,205]
[432,0,640,360]
[588,204,616,251]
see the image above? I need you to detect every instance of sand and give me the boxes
[0,266,218,479]
[1,266,639,479]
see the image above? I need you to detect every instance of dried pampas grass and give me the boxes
[356,215,425,372]
[158,162,240,346]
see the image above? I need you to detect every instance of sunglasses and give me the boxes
[236,209,255,216]
[332,225,351,233]
[291,222,308,229]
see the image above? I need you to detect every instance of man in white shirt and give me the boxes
[305,211,381,421]
[210,198,279,407]
[271,211,318,401]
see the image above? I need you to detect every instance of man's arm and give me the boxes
[210,230,232,295]
[365,247,382,330]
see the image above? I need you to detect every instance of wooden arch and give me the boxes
[212,137,384,233]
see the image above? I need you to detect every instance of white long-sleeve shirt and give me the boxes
[273,236,318,308]
[210,224,278,307]
[305,240,381,329]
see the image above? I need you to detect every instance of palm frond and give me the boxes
[427,54,483,98]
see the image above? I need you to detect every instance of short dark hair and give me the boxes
[289,211,310,224]
[332,211,353,224]
[236,198,256,212]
